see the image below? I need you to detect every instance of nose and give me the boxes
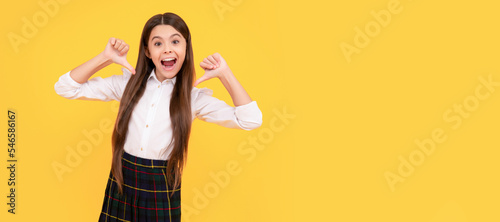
[163,46,172,54]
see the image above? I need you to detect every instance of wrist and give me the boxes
[218,68,234,80]
[98,51,113,66]
[91,52,113,73]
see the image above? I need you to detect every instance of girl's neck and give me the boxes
[154,68,176,83]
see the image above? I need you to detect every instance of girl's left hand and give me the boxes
[195,52,231,87]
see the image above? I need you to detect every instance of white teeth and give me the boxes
[162,58,175,61]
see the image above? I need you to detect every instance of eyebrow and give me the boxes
[151,33,181,41]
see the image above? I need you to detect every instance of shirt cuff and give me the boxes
[60,71,84,88]
[234,101,263,130]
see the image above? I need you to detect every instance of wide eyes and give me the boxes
[153,40,180,47]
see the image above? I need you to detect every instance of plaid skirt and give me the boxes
[98,151,181,222]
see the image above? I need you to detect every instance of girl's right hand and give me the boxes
[102,37,136,74]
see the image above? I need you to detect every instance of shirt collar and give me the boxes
[148,68,177,85]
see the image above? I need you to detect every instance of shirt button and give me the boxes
[146,124,149,128]
[158,85,160,88]
[151,104,154,107]
[141,147,143,151]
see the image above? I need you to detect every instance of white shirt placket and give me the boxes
[140,81,167,153]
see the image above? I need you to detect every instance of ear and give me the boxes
[145,47,151,59]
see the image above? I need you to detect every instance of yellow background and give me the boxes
[1,0,500,221]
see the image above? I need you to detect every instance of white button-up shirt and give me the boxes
[54,68,263,160]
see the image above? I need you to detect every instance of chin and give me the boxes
[155,67,178,79]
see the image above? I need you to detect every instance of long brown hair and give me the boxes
[111,12,195,196]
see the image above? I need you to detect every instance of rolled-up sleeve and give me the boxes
[54,67,131,101]
[193,87,263,130]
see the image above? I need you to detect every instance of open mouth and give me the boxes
[161,58,177,70]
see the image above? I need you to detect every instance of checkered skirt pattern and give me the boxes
[99,151,181,222]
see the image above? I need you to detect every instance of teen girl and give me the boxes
[54,13,262,222]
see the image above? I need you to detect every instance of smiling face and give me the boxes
[145,25,186,81]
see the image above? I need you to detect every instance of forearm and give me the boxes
[218,69,252,107]
[70,52,112,84]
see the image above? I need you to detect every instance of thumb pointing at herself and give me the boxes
[104,37,136,74]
